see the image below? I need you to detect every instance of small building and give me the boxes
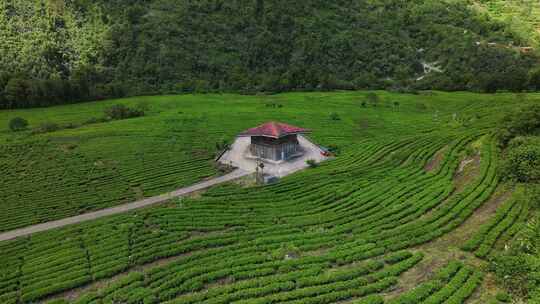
[239,122,310,162]
[217,121,328,178]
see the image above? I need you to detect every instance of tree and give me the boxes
[528,67,540,90]
[4,78,30,108]
[8,117,29,132]
[0,73,10,109]
[255,0,265,19]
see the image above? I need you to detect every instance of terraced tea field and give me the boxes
[0,91,536,303]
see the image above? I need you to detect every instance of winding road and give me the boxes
[0,169,251,242]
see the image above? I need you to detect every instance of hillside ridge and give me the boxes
[1,0,540,109]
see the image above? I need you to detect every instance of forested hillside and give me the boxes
[473,0,540,46]
[1,0,540,109]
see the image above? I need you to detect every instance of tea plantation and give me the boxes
[0,91,536,303]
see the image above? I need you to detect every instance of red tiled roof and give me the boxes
[239,122,310,138]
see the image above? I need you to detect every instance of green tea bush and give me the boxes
[8,117,28,131]
[496,291,511,302]
[104,104,145,120]
[36,122,60,133]
[383,251,413,265]
[353,295,384,304]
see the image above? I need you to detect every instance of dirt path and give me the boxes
[0,169,251,242]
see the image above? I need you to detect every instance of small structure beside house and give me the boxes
[217,121,329,179]
[520,47,534,54]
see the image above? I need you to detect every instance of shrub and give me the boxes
[495,292,511,302]
[384,251,413,264]
[489,254,531,297]
[8,117,28,131]
[327,144,340,155]
[501,140,540,183]
[104,104,145,120]
[353,295,384,304]
[63,122,79,129]
[497,104,540,147]
[306,159,318,168]
[215,138,229,152]
[37,122,60,133]
[84,117,109,125]
[330,112,341,121]
[45,299,69,304]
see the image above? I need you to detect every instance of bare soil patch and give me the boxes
[453,154,481,193]
[424,145,448,172]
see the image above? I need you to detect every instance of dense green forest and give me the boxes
[1,0,540,109]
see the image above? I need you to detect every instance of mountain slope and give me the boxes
[0,0,539,109]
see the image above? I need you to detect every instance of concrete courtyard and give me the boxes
[218,135,329,178]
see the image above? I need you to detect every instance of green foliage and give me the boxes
[475,0,540,46]
[529,68,540,90]
[501,140,540,183]
[45,299,69,304]
[326,144,340,156]
[104,104,145,120]
[461,189,529,258]
[306,159,318,168]
[495,291,511,302]
[1,0,540,109]
[353,295,384,304]
[497,104,540,147]
[383,251,413,265]
[480,185,540,300]
[330,112,341,121]
[215,138,229,152]
[489,254,532,297]
[8,117,28,131]
[388,262,483,304]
